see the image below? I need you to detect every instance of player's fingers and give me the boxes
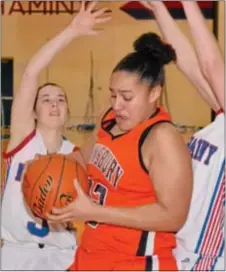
[51,205,72,215]
[87,1,97,12]
[80,0,85,12]
[95,16,112,24]
[93,7,111,18]
[62,217,76,223]
[74,179,85,196]
[46,211,72,223]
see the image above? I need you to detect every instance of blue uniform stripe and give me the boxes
[195,159,225,253]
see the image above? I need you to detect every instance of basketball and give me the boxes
[22,154,88,220]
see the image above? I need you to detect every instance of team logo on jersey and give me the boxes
[33,175,54,215]
[89,144,124,187]
[188,136,218,165]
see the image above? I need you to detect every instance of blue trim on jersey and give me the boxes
[15,163,25,182]
[194,159,225,254]
[210,240,225,271]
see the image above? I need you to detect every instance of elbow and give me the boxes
[161,209,189,232]
[22,70,36,80]
[169,217,187,232]
[169,210,189,232]
[145,216,187,233]
[24,62,42,78]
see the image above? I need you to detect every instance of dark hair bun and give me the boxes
[134,32,176,65]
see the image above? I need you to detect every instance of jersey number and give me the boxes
[88,179,108,228]
[15,163,50,238]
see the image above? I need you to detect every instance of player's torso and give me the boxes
[175,114,225,269]
[82,108,176,256]
[2,130,77,249]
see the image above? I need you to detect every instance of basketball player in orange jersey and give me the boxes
[138,1,224,270]
[48,32,193,270]
[1,2,111,271]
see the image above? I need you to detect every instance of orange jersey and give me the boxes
[71,107,178,271]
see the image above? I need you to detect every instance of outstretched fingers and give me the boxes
[86,1,98,13]
[95,16,112,24]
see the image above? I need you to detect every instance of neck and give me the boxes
[37,125,63,154]
[147,106,158,119]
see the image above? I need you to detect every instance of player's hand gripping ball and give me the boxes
[22,154,88,220]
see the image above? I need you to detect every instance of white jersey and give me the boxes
[174,113,225,271]
[1,129,77,250]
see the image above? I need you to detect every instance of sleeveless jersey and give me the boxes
[81,107,176,259]
[1,129,77,249]
[174,113,225,271]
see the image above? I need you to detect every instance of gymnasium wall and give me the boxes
[1,1,225,147]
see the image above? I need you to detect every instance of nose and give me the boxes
[112,96,124,111]
[51,100,58,108]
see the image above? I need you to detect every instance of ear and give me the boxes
[148,85,162,104]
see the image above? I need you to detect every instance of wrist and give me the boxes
[64,25,81,39]
[150,2,165,13]
[89,203,107,222]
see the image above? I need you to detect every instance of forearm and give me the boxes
[182,2,223,73]
[182,2,224,109]
[151,2,219,111]
[25,26,77,76]
[93,203,183,232]
[152,2,197,71]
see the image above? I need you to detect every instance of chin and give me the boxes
[117,123,131,132]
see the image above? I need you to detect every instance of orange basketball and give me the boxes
[22,154,88,220]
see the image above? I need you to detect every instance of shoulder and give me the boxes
[4,129,37,159]
[141,122,188,169]
[145,122,184,149]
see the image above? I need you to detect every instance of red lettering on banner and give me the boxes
[1,1,5,15]
[28,1,47,15]
[56,1,74,15]
[9,1,25,15]
[1,1,90,15]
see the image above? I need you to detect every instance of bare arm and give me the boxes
[8,2,111,152]
[139,1,220,112]
[11,27,77,136]
[92,124,193,231]
[49,124,193,232]
[181,1,224,110]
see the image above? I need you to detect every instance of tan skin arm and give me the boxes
[47,123,193,233]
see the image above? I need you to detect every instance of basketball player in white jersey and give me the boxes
[1,2,111,270]
[140,1,224,270]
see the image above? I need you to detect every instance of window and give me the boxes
[1,58,13,128]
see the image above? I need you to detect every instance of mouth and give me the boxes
[49,112,60,117]
[116,115,127,122]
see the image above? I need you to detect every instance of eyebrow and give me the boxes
[109,88,132,94]
[39,94,66,98]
